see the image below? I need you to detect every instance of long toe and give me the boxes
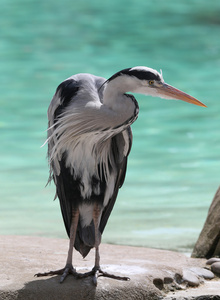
[35,265,76,283]
[92,269,100,286]
[60,265,76,283]
[98,269,130,282]
[35,268,66,277]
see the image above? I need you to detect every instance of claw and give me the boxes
[92,269,99,286]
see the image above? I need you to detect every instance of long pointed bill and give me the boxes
[158,83,207,107]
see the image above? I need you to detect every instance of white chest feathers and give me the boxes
[65,133,116,201]
[64,134,117,227]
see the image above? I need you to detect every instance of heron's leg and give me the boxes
[92,203,130,285]
[94,203,101,268]
[91,203,102,285]
[35,208,79,283]
[77,203,130,285]
[66,208,80,265]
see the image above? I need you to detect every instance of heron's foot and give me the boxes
[77,266,130,286]
[35,264,77,283]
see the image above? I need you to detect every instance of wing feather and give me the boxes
[99,127,133,234]
[47,78,81,234]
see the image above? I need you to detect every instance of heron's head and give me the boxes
[107,66,206,107]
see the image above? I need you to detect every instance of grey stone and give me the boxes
[211,262,220,275]
[182,269,200,287]
[190,267,215,279]
[206,258,220,265]
[192,186,220,258]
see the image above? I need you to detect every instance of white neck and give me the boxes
[97,75,139,129]
[102,75,139,111]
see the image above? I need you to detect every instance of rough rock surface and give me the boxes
[192,186,220,258]
[0,235,220,300]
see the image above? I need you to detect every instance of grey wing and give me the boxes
[47,78,81,235]
[47,78,80,181]
[47,75,106,239]
[99,126,133,234]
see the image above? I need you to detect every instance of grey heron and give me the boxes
[36,66,206,285]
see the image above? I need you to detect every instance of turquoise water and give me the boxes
[1,0,220,252]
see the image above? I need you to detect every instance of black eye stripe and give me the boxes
[108,68,161,82]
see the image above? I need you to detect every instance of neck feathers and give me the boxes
[102,75,139,111]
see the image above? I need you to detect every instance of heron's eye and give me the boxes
[149,80,154,85]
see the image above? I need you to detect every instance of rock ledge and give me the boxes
[0,236,219,300]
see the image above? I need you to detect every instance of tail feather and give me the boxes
[74,221,101,258]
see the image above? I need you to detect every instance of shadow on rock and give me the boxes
[16,275,97,300]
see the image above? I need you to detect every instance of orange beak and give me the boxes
[158,83,207,107]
